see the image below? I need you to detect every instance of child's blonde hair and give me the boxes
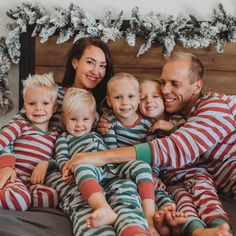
[62,88,99,125]
[22,72,57,103]
[106,72,139,95]
[139,78,161,86]
[139,78,163,98]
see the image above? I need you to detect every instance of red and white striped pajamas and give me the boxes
[0,117,60,211]
[164,167,230,225]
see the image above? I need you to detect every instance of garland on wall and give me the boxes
[0,2,235,114]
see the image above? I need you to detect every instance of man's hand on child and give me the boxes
[68,152,106,172]
[31,161,48,184]
[151,120,174,133]
[0,167,16,189]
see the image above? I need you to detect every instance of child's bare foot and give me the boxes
[192,223,233,236]
[86,207,118,228]
[154,209,171,236]
[160,203,176,212]
[165,211,188,236]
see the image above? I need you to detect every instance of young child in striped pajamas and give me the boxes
[0,73,61,211]
[139,78,190,234]
[102,72,180,235]
[59,87,156,236]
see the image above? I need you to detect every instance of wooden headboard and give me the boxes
[19,33,236,108]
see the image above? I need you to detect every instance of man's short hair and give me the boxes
[168,52,205,83]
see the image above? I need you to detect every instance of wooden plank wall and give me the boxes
[35,36,236,95]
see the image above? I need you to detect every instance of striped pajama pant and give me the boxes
[0,177,58,211]
[203,156,236,199]
[164,167,230,226]
[45,170,150,236]
[74,160,155,202]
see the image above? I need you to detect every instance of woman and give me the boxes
[50,36,112,127]
[45,36,150,236]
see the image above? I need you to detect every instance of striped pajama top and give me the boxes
[136,92,236,171]
[0,116,61,181]
[102,111,161,176]
[55,131,107,171]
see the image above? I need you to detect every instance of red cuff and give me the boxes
[120,226,149,236]
[0,154,16,168]
[80,179,103,201]
[138,181,155,200]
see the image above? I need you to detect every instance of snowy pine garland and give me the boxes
[0,2,235,114]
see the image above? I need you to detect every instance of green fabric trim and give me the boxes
[48,160,57,171]
[168,126,178,134]
[184,219,205,236]
[135,143,152,164]
[208,218,228,228]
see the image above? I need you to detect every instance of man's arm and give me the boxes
[67,145,138,171]
[148,95,236,168]
[67,95,235,171]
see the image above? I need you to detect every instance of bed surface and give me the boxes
[0,194,235,235]
[0,207,73,236]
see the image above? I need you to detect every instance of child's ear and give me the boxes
[106,95,112,108]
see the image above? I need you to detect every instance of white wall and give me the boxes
[0,0,235,127]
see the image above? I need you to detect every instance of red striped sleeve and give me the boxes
[149,93,236,169]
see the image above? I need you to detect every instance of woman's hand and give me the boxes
[31,161,48,184]
[96,113,111,134]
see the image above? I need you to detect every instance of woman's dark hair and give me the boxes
[62,36,113,108]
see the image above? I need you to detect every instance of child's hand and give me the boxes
[0,167,16,189]
[62,162,75,184]
[63,174,75,184]
[153,177,166,191]
[62,161,70,175]
[151,120,174,133]
[31,161,48,184]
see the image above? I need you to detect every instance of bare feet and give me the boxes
[154,209,172,236]
[86,207,118,228]
[165,211,188,236]
[160,203,176,212]
[192,223,233,236]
